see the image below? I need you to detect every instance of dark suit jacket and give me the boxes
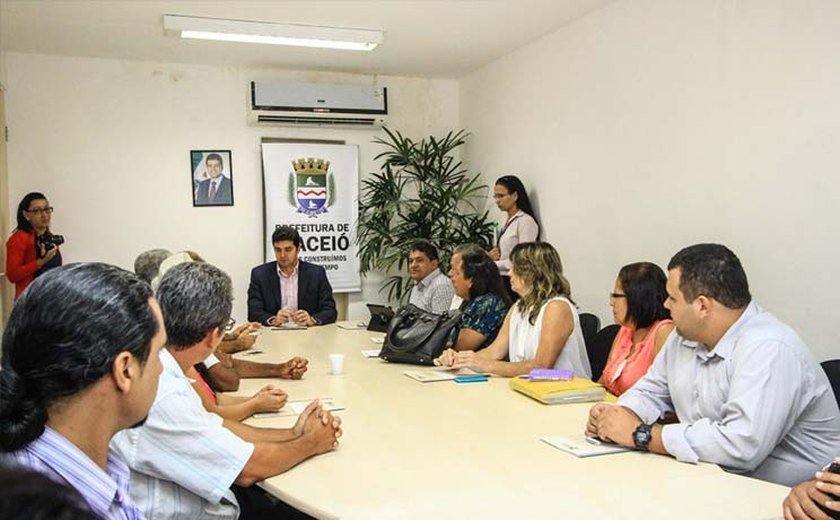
[195,176,232,205]
[247,260,337,326]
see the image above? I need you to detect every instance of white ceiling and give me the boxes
[1,0,615,78]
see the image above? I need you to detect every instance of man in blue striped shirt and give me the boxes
[0,263,166,519]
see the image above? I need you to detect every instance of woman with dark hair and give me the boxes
[437,242,591,378]
[448,244,511,351]
[488,175,540,298]
[600,262,674,396]
[0,467,99,520]
[5,192,63,299]
[0,262,164,519]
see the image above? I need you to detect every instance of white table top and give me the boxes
[232,324,788,520]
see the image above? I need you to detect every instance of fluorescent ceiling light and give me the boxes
[163,15,382,51]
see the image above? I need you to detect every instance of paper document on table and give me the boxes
[270,323,307,331]
[252,398,345,419]
[361,349,382,358]
[337,321,367,330]
[432,366,488,376]
[370,337,384,344]
[403,368,483,383]
[403,370,457,382]
[540,434,631,458]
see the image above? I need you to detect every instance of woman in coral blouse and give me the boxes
[600,262,674,396]
[5,192,63,299]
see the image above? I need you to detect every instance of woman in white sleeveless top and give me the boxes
[435,242,592,378]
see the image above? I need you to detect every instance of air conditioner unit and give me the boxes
[249,81,387,128]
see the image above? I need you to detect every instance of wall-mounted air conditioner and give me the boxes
[249,81,387,128]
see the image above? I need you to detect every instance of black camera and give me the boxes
[37,234,65,248]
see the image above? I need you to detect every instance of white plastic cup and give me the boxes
[329,353,346,375]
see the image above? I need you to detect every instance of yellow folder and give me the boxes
[509,376,606,404]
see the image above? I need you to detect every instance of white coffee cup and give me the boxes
[329,353,346,375]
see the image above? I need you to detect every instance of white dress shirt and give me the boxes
[111,349,255,519]
[618,302,840,486]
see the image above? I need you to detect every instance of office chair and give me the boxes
[821,359,840,409]
[587,324,620,382]
[578,312,601,350]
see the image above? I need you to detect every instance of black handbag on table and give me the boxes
[378,304,462,366]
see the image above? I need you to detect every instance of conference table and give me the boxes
[232,323,790,519]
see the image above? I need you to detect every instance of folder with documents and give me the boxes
[508,376,606,404]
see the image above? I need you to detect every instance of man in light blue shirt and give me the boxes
[408,241,455,314]
[587,243,840,486]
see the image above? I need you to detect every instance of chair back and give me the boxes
[821,359,840,409]
[578,313,601,349]
[588,324,620,382]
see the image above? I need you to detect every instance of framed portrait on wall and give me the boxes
[191,150,234,207]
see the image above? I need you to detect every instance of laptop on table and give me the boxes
[366,304,394,333]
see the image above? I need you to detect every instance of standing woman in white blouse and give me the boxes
[488,175,540,299]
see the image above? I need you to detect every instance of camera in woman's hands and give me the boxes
[37,234,65,248]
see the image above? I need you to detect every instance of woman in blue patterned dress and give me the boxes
[448,244,512,351]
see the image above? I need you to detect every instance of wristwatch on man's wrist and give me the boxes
[632,423,653,451]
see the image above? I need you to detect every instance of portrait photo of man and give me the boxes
[192,150,234,206]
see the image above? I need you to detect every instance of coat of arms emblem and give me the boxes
[288,158,335,217]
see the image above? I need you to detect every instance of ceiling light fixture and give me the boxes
[163,15,382,51]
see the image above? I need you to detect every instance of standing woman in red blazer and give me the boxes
[5,192,63,299]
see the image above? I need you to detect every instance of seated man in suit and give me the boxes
[248,225,337,326]
[407,241,455,314]
[194,153,232,205]
[586,243,840,487]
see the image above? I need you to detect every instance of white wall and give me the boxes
[0,0,7,90]
[5,52,459,321]
[462,0,840,361]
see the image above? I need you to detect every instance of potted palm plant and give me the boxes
[357,128,495,302]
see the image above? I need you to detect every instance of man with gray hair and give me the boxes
[133,248,171,284]
[112,262,341,519]
[133,249,309,392]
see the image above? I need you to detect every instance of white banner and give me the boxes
[261,142,360,292]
